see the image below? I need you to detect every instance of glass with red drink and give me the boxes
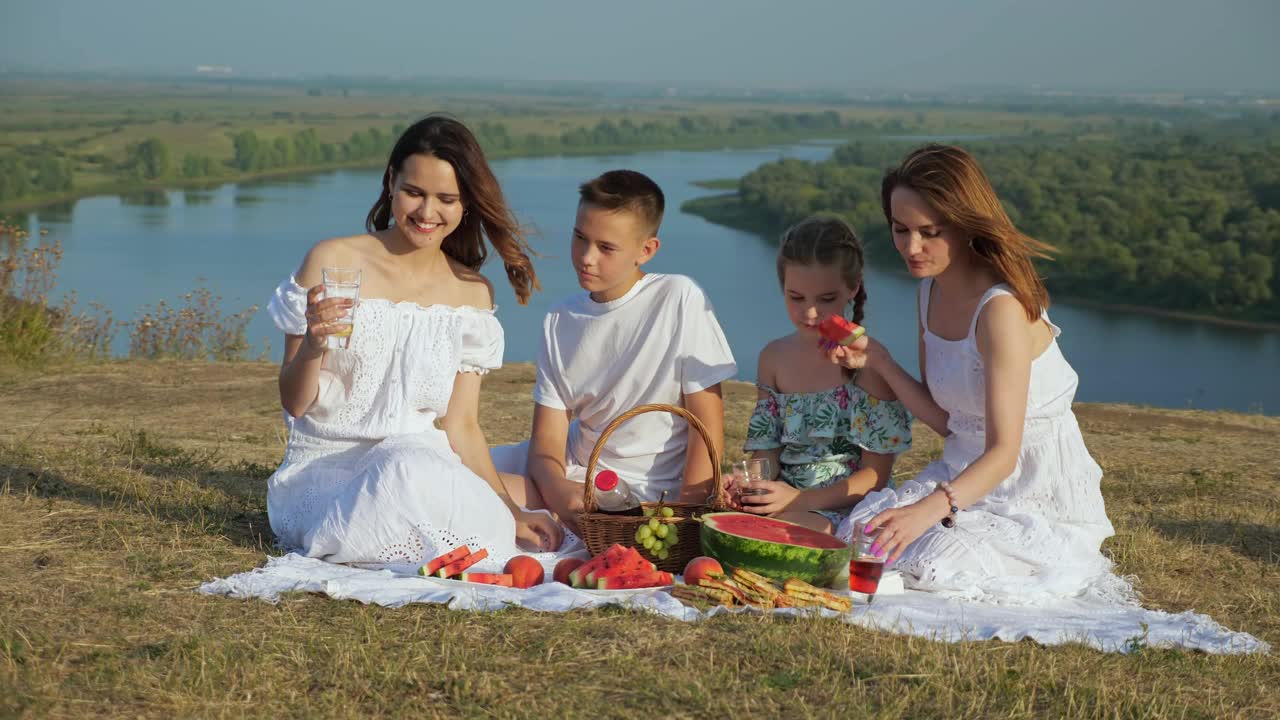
[849,521,885,598]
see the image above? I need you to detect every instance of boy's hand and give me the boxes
[541,478,585,535]
[514,510,565,552]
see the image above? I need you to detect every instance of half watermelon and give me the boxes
[698,512,851,589]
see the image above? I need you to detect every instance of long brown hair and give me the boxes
[366,114,540,304]
[881,144,1054,321]
[776,215,868,325]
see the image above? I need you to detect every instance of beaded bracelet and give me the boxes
[938,481,960,528]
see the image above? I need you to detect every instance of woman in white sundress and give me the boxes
[831,144,1132,605]
[265,115,566,573]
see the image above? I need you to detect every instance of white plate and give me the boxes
[577,584,675,596]
[421,575,673,595]
[421,575,521,590]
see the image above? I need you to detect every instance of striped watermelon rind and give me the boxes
[699,512,851,589]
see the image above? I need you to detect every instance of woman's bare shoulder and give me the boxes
[449,260,496,310]
[295,234,379,286]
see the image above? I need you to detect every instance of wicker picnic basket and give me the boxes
[577,403,728,574]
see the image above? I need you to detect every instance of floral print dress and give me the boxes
[744,377,913,527]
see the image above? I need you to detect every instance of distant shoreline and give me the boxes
[682,192,1280,334]
[1047,296,1280,333]
[1,132,865,215]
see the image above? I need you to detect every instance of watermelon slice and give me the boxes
[586,557,655,586]
[569,544,629,587]
[459,572,514,587]
[435,548,489,578]
[699,512,851,589]
[818,316,866,347]
[596,570,674,590]
[422,545,471,576]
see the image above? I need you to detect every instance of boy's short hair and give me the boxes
[578,170,665,236]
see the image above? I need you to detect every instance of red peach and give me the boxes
[553,557,585,585]
[682,556,724,586]
[503,555,545,589]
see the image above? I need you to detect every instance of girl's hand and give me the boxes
[303,284,355,352]
[739,480,804,516]
[515,510,564,552]
[864,493,947,563]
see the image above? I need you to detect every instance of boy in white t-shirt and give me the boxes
[490,170,737,532]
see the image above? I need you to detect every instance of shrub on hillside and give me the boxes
[0,219,115,366]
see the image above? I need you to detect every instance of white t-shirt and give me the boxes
[533,273,737,501]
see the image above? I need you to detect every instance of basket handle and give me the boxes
[581,403,726,513]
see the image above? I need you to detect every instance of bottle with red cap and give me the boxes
[592,469,639,513]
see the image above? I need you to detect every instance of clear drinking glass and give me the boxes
[744,457,772,491]
[730,457,772,500]
[321,267,361,350]
[849,521,885,598]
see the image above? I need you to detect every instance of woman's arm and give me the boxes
[278,243,353,417]
[860,342,949,436]
[865,295,1035,561]
[442,371,564,552]
[828,295,949,435]
[941,295,1031,505]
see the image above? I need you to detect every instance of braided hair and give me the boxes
[776,215,867,324]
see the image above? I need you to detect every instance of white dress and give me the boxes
[838,280,1134,605]
[265,276,575,574]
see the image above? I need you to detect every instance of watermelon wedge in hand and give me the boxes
[818,316,866,350]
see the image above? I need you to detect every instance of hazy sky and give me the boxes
[2,0,1276,91]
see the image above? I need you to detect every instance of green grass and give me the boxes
[0,361,1277,718]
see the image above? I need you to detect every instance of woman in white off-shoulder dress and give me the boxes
[266,115,567,573]
[832,145,1133,605]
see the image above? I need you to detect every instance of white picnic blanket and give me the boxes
[199,554,1268,655]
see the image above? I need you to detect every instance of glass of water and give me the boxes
[321,267,361,350]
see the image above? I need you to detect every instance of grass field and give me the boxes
[1,360,1277,718]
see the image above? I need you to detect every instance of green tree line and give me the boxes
[721,134,1280,320]
[0,110,866,205]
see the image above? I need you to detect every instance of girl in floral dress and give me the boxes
[741,216,913,532]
